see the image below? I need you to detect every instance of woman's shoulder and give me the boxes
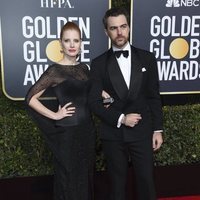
[48,63,60,68]
[45,63,60,73]
[78,63,90,71]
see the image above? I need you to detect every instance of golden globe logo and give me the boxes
[46,40,63,62]
[169,38,189,59]
[150,15,200,81]
[22,16,90,85]
[40,0,74,8]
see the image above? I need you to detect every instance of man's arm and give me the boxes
[88,59,122,126]
[146,52,163,131]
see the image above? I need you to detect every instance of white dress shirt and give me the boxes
[113,43,131,89]
[112,43,131,128]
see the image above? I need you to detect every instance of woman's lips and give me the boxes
[69,49,76,52]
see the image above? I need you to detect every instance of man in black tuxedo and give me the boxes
[89,7,163,200]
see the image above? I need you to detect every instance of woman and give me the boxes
[26,22,95,200]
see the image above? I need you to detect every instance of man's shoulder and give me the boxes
[132,45,153,56]
[90,50,111,71]
[92,50,108,61]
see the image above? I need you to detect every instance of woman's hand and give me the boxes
[102,90,114,108]
[102,90,110,99]
[55,102,76,120]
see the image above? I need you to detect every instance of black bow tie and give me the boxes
[114,50,129,58]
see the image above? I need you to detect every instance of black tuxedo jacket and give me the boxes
[89,45,163,142]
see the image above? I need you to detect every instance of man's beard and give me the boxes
[113,36,128,48]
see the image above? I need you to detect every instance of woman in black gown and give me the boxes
[26,22,95,200]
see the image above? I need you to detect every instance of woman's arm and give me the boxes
[28,90,75,120]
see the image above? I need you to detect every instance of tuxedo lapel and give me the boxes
[107,49,128,100]
[128,47,143,100]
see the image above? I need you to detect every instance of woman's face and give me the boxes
[60,29,81,58]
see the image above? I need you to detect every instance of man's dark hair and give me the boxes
[103,7,130,29]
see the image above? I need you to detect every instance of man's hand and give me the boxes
[122,113,142,127]
[153,132,163,151]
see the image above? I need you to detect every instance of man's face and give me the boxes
[105,14,130,49]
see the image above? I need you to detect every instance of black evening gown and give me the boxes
[25,63,95,200]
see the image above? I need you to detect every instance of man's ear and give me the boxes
[104,29,108,36]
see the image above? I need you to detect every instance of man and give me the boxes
[89,7,163,200]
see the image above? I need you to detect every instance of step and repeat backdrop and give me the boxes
[0,0,109,100]
[132,0,200,94]
[1,0,200,100]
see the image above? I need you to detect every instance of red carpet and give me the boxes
[159,196,200,200]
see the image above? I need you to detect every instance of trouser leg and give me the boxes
[102,140,129,200]
[128,138,156,200]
